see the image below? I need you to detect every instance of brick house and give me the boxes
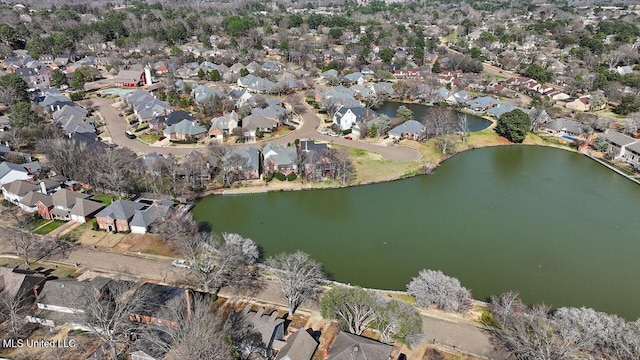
[95,200,146,232]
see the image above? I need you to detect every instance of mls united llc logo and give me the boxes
[1,338,77,348]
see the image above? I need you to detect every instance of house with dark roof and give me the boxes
[150,110,195,131]
[298,140,332,181]
[128,283,190,327]
[242,114,278,142]
[235,148,261,180]
[22,190,52,214]
[241,305,286,358]
[39,90,74,113]
[263,143,298,175]
[274,329,318,360]
[333,106,377,131]
[388,120,426,141]
[326,332,393,360]
[115,69,145,87]
[95,200,147,232]
[0,267,46,307]
[467,96,500,112]
[210,111,239,135]
[237,74,276,93]
[27,277,114,330]
[45,189,91,221]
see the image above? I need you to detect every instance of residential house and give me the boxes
[45,189,91,221]
[343,72,365,86]
[0,267,46,307]
[0,161,33,185]
[539,118,585,137]
[210,111,239,135]
[326,332,393,360]
[604,131,640,169]
[130,200,173,234]
[263,143,298,175]
[616,65,633,75]
[53,105,95,136]
[95,200,147,232]
[27,277,113,330]
[274,329,318,360]
[208,125,224,143]
[70,198,105,223]
[370,82,395,98]
[192,85,225,103]
[467,96,500,112]
[115,69,145,87]
[125,90,172,123]
[320,69,339,82]
[237,74,276,93]
[2,179,39,207]
[242,114,278,142]
[151,110,195,131]
[388,120,426,141]
[252,104,289,125]
[22,190,52,214]
[565,97,591,112]
[433,88,456,104]
[299,140,331,181]
[333,106,377,131]
[453,90,471,104]
[129,283,190,327]
[39,90,74,113]
[241,305,285,358]
[486,104,528,118]
[235,148,261,180]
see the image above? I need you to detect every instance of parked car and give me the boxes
[345,136,353,140]
[118,113,124,117]
[125,130,137,139]
[330,132,339,137]
[319,129,329,135]
[171,259,192,269]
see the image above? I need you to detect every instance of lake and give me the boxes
[192,146,640,319]
[376,101,492,132]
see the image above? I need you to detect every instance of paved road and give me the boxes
[92,94,421,161]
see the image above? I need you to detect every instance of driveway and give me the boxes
[92,95,421,162]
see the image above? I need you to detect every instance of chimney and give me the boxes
[39,181,47,194]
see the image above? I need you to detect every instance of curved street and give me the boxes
[91,95,422,162]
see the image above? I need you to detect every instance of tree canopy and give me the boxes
[495,109,531,143]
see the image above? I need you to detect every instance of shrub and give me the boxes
[274,172,286,181]
[288,125,296,130]
[92,222,99,231]
[69,91,86,101]
[265,173,274,182]
[286,173,297,181]
[342,129,352,136]
[135,123,149,132]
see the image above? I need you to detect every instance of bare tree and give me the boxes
[0,292,28,339]
[457,113,469,145]
[423,107,456,138]
[267,251,325,316]
[208,145,248,188]
[224,310,267,360]
[374,298,423,345]
[69,279,152,360]
[325,148,356,185]
[0,87,20,106]
[178,232,260,295]
[139,295,234,360]
[406,269,473,313]
[151,211,199,245]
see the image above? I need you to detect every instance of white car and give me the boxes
[171,259,192,269]
[330,132,339,137]
[318,129,329,135]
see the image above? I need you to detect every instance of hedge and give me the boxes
[274,172,286,181]
[342,129,352,135]
[287,173,297,181]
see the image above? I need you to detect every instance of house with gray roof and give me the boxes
[151,110,195,130]
[70,198,105,224]
[343,72,365,86]
[275,329,318,360]
[163,119,206,142]
[388,120,426,141]
[237,74,276,94]
[263,143,298,175]
[242,114,278,142]
[125,90,171,123]
[20,190,52,214]
[0,161,33,185]
[0,267,46,308]
[39,90,73,113]
[333,106,377,131]
[53,105,95,136]
[252,104,289,125]
[321,69,339,82]
[46,189,91,221]
[235,147,261,180]
[539,118,584,136]
[467,96,500,112]
[241,305,285,358]
[604,130,640,169]
[2,179,39,207]
[192,85,225,103]
[487,104,528,118]
[370,82,395,97]
[130,200,173,234]
[210,111,239,135]
[326,332,392,360]
[95,200,147,232]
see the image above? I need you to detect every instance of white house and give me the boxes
[2,179,39,206]
[0,161,33,185]
[332,106,376,131]
[605,131,640,169]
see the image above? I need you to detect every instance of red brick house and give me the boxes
[95,200,146,232]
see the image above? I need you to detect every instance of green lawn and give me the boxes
[34,220,66,235]
[23,218,51,231]
[92,194,122,205]
[139,134,160,144]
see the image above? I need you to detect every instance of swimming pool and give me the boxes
[562,135,578,142]
[102,89,134,96]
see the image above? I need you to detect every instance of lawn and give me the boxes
[0,258,76,278]
[139,134,160,144]
[34,220,65,235]
[337,145,419,184]
[23,217,51,231]
[92,194,121,205]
